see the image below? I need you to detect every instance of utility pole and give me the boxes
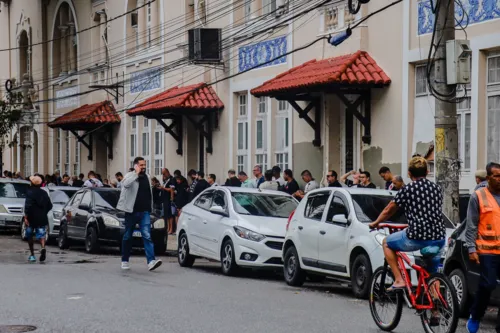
[434,0,460,223]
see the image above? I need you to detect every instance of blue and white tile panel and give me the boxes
[418,0,500,35]
[130,67,162,94]
[238,36,287,72]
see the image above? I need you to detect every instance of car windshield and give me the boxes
[50,190,78,204]
[94,191,120,209]
[0,182,29,198]
[351,194,407,223]
[231,192,297,218]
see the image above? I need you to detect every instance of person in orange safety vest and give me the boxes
[465,162,500,333]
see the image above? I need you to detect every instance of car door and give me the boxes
[297,191,331,268]
[318,192,351,276]
[73,190,92,239]
[203,190,230,256]
[188,191,214,255]
[66,191,84,237]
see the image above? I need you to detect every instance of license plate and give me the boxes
[133,231,142,238]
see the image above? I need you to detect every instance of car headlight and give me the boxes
[103,216,120,227]
[153,219,165,229]
[375,233,386,246]
[0,205,7,213]
[233,226,265,242]
[53,211,63,220]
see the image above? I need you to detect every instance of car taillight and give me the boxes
[286,210,295,232]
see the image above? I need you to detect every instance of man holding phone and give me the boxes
[117,157,162,271]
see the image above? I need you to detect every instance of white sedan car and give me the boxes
[282,187,456,299]
[177,187,298,275]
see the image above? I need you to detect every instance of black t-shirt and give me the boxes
[328,181,342,188]
[72,180,84,187]
[359,182,376,189]
[394,178,445,240]
[385,181,393,190]
[283,179,299,195]
[162,176,175,204]
[133,175,152,213]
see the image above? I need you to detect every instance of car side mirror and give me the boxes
[331,214,348,224]
[209,205,227,217]
[78,203,90,211]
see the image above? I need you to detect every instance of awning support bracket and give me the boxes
[70,130,93,161]
[288,99,321,147]
[336,91,372,145]
[156,117,183,155]
[185,115,213,154]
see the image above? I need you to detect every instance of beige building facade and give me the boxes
[0,0,498,192]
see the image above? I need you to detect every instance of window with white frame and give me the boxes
[237,94,249,173]
[258,96,266,114]
[256,97,268,172]
[147,2,152,47]
[143,117,149,128]
[457,91,471,171]
[74,133,80,176]
[132,116,137,130]
[64,131,70,175]
[130,133,137,158]
[487,53,500,162]
[256,154,268,172]
[275,101,290,171]
[239,94,247,116]
[142,132,149,156]
[56,129,61,171]
[415,65,428,96]
[154,130,163,176]
[244,0,252,22]
[263,0,277,15]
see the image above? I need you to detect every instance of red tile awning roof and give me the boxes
[127,83,224,116]
[251,51,391,97]
[48,100,120,131]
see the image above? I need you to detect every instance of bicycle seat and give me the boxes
[420,246,441,257]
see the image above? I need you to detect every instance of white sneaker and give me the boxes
[148,259,162,271]
[121,261,130,270]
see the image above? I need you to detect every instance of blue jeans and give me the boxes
[386,230,445,273]
[122,212,155,264]
[25,227,46,240]
[470,254,500,331]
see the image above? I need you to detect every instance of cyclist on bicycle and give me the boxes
[369,156,446,291]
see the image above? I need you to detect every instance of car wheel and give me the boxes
[154,235,167,256]
[449,268,470,317]
[221,239,238,276]
[58,224,70,250]
[283,246,306,287]
[20,222,27,241]
[85,226,99,253]
[351,253,372,299]
[177,233,195,267]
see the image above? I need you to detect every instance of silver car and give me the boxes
[0,178,30,229]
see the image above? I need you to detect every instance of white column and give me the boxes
[150,1,158,45]
[59,26,68,74]
[137,0,146,49]
[100,14,107,64]
[266,97,272,168]
[250,0,259,20]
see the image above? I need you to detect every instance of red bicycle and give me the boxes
[369,224,459,333]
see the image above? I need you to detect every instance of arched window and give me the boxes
[18,30,30,79]
[52,2,78,77]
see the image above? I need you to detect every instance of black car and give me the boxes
[58,188,167,254]
[444,221,500,317]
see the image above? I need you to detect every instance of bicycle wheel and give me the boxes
[369,267,403,331]
[420,273,459,333]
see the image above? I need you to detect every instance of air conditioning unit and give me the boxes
[188,28,222,64]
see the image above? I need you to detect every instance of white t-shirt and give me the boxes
[304,180,319,193]
[275,177,286,187]
[83,178,103,188]
[259,181,279,191]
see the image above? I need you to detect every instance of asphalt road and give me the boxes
[0,231,498,333]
